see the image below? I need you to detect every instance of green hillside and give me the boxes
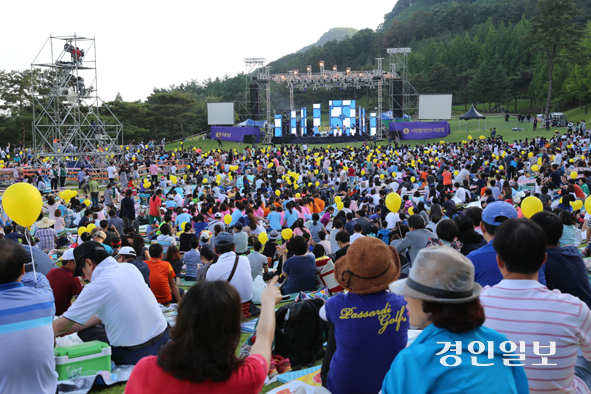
[299,27,359,53]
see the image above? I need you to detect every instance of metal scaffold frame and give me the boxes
[388,48,419,120]
[237,59,272,144]
[31,34,123,166]
[258,58,398,141]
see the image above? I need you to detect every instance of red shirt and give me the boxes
[149,195,162,216]
[348,167,355,177]
[125,354,268,394]
[46,267,83,316]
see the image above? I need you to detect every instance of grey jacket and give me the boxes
[394,228,434,264]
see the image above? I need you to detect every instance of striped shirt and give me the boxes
[481,279,591,394]
[0,275,57,394]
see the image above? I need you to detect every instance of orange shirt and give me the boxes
[145,258,175,303]
[442,172,452,185]
[314,198,325,213]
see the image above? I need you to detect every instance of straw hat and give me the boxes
[36,217,55,229]
[389,246,482,304]
[334,237,400,295]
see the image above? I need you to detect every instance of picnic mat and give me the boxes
[241,318,258,333]
[276,366,321,384]
[267,367,322,394]
[57,365,134,394]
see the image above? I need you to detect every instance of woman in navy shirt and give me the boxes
[320,237,408,394]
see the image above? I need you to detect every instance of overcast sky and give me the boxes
[1,1,389,102]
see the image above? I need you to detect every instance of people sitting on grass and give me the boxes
[52,241,169,365]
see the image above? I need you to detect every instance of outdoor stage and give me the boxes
[271,134,370,145]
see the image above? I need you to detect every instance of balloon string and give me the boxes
[28,226,37,288]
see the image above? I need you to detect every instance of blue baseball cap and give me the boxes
[481,202,517,226]
[214,232,235,247]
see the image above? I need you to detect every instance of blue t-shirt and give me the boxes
[268,211,282,231]
[467,240,546,287]
[308,221,324,242]
[325,291,409,394]
[284,209,299,228]
[381,324,529,394]
[282,255,316,294]
[229,209,243,227]
[175,213,192,229]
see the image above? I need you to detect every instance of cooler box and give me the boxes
[54,340,111,381]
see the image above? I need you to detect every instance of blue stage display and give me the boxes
[274,114,282,137]
[301,107,307,135]
[329,100,356,135]
[370,113,377,136]
[313,104,321,135]
[290,111,297,135]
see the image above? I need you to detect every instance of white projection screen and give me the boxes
[418,94,453,120]
[207,102,235,125]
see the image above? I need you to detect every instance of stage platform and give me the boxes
[272,134,369,145]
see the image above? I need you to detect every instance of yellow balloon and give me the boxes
[531,164,539,172]
[187,165,191,169]
[335,196,341,203]
[2,183,43,228]
[84,199,91,207]
[411,176,416,183]
[585,196,591,213]
[258,232,268,245]
[408,207,414,216]
[337,202,344,210]
[275,190,281,196]
[315,182,320,187]
[454,170,459,176]
[296,193,301,198]
[499,165,504,171]
[203,179,208,184]
[78,227,87,236]
[521,196,543,218]
[571,171,578,179]
[86,223,96,232]
[386,193,402,213]
[281,228,293,240]
[224,214,232,225]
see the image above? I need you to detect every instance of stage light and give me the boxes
[346,68,351,74]
[320,61,324,67]
[333,65,337,71]
[307,65,311,72]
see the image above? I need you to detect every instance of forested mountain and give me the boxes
[299,28,358,53]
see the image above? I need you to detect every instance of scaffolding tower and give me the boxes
[31,35,123,166]
[237,58,272,144]
[388,48,419,119]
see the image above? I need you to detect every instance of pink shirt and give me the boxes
[481,280,591,394]
[149,164,158,175]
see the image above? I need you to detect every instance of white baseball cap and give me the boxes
[59,248,75,261]
[117,246,136,257]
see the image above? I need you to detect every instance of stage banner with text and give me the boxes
[211,126,260,143]
[390,121,450,140]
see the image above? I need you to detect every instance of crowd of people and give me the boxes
[4,127,591,393]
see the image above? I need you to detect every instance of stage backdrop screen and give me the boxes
[207,102,234,125]
[418,95,452,120]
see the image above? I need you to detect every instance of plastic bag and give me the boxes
[252,276,266,303]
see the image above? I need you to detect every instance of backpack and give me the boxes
[273,298,327,367]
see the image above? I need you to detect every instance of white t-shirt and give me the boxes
[206,252,253,303]
[64,257,167,347]
[385,212,400,229]
[349,233,365,243]
[107,166,116,178]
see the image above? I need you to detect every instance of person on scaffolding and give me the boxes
[76,77,85,97]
